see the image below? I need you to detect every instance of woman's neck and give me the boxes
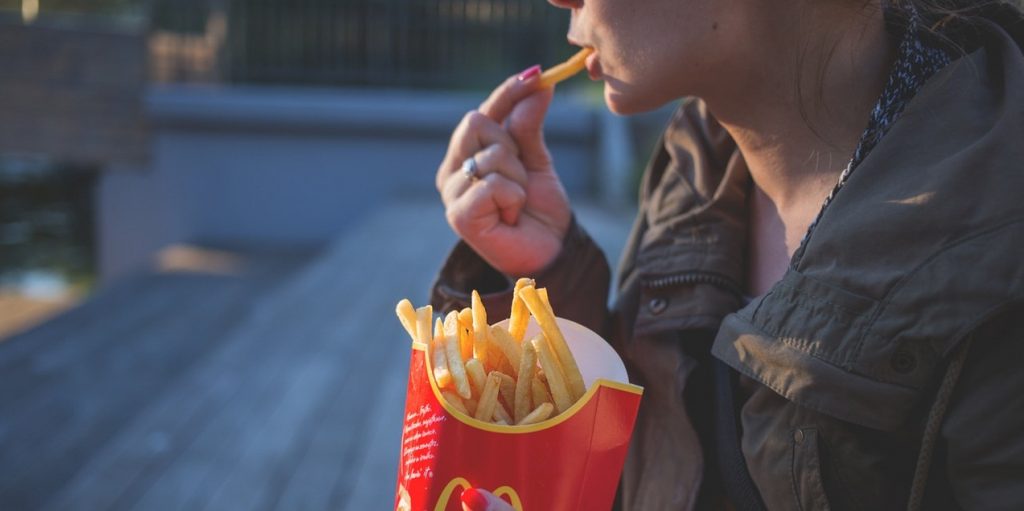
[709,2,895,216]
[700,1,896,294]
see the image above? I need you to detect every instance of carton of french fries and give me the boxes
[393,280,643,511]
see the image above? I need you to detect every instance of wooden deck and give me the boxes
[0,198,631,510]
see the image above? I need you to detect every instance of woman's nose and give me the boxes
[546,0,581,10]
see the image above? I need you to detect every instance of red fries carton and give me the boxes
[394,318,643,511]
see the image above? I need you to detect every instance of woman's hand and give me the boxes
[436,67,572,277]
[461,487,515,511]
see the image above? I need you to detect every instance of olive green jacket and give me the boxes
[432,16,1024,511]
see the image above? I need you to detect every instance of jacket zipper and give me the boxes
[644,271,744,298]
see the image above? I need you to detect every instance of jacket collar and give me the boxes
[711,20,1024,430]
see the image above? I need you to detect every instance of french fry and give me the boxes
[486,341,507,373]
[515,340,538,423]
[441,389,469,415]
[532,336,573,413]
[396,299,418,341]
[517,402,555,425]
[432,318,452,388]
[446,331,472,399]
[415,305,433,345]
[497,356,517,378]
[493,400,513,425]
[520,285,586,400]
[538,288,553,314]
[532,375,552,409]
[464,396,478,416]
[471,290,489,364]
[489,325,523,377]
[465,358,487,395]
[443,310,460,339]
[475,372,502,421]
[458,308,474,361]
[494,371,516,412]
[508,278,535,342]
[495,419,509,426]
[539,47,594,88]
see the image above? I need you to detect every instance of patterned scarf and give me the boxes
[791,5,952,264]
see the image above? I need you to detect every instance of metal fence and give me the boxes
[151,0,573,90]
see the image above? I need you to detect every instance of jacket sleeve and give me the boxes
[430,215,612,336]
[938,309,1024,510]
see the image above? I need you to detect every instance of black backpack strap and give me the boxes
[714,359,767,511]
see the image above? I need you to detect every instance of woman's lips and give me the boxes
[585,50,602,80]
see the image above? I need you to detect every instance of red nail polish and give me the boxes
[518,64,541,81]
[461,487,490,511]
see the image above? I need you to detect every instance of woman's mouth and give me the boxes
[585,49,602,80]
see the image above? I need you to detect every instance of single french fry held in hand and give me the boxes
[515,340,538,423]
[519,286,586,400]
[475,372,502,421]
[508,278,535,342]
[539,47,594,88]
[518,402,555,425]
[532,336,574,414]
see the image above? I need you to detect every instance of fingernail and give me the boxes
[461,487,490,511]
[517,64,541,81]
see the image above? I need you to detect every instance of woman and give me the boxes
[431,0,1024,509]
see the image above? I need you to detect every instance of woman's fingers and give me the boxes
[440,143,528,206]
[461,487,515,511]
[506,85,555,170]
[438,111,518,192]
[478,69,543,123]
[478,69,554,170]
[445,173,527,235]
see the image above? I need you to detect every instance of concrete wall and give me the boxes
[98,86,602,281]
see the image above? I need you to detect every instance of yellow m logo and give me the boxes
[434,477,523,511]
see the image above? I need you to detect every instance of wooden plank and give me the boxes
[0,252,312,510]
[331,345,409,511]
[49,200,451,510]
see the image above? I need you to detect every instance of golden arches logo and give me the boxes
[434,477,523,511]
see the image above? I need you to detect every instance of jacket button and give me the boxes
[793,429,805,444]
[891,350,917,374]
[648,297,668,315]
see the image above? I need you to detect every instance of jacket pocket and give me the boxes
[791,427,832,511]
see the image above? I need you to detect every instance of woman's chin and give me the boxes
[604,85,661,115]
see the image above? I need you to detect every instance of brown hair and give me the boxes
[894,0,1024,53]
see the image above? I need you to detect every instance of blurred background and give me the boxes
[0,1,674,509]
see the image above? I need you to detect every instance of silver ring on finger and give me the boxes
[461,156,480,181]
